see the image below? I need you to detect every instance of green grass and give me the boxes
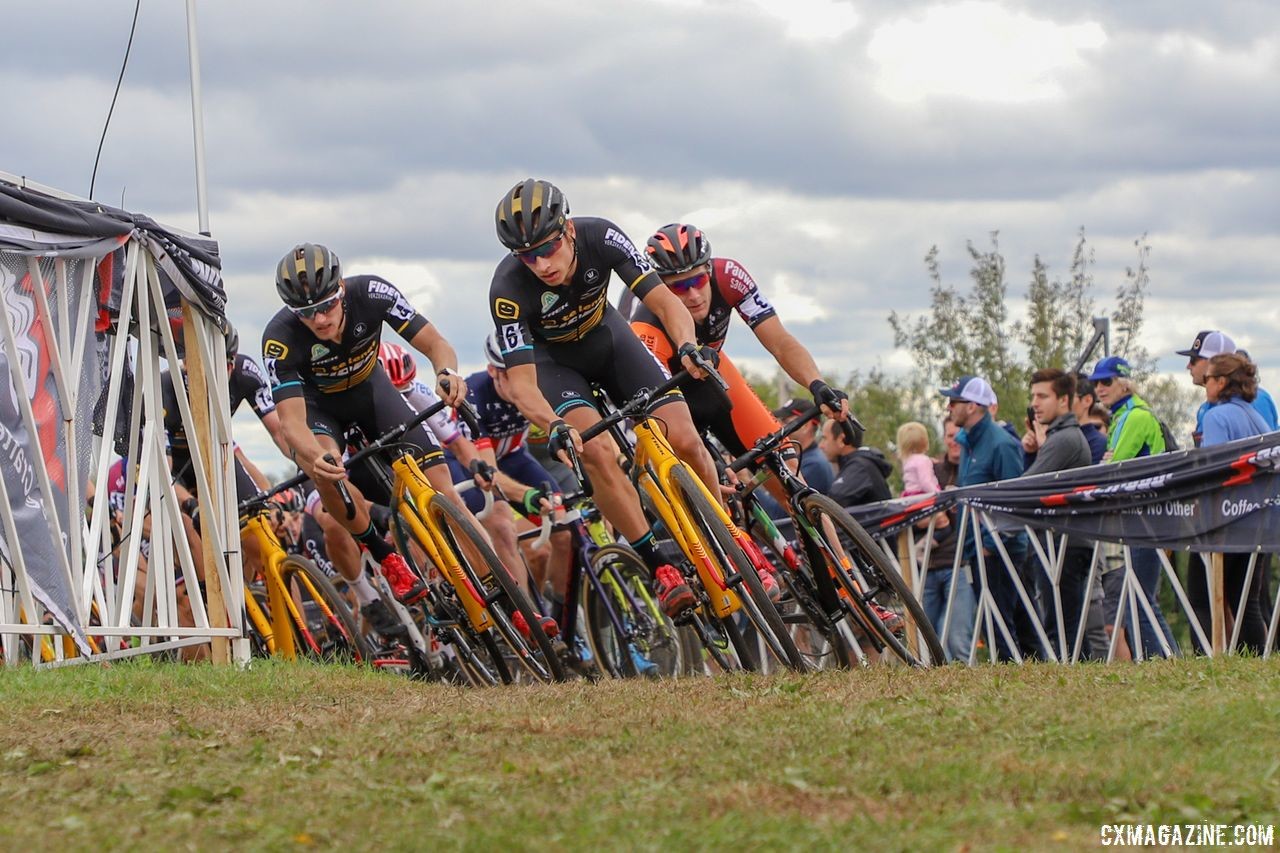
[2,657,1278,850]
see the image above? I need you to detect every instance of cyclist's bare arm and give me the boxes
[753,316,849,421]
[501,363,562,435]
[275,397,344,482]
[236,447,271,491]
[405,324,465,406]
[639,285,705,379]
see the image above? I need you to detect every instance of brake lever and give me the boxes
[324,453,356,521]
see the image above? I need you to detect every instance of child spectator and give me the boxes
[896,421,941,496]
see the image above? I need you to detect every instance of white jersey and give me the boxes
[402,379,462,446]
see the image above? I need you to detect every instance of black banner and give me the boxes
[0,178,225,325]
[847,433,1280,553]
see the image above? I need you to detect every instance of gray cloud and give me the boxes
[5,0,1280,468]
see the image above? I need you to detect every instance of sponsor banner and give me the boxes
[847,433,1280,553]
[0,258,94,653]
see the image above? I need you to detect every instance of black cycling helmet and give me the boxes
[495,179,569,251]
[275,243,342,308]
[646,223,712,276]
[224,323,239,360]
[483,332,506,369]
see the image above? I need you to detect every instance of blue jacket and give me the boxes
[1195,386,1278,446]
[957,412,1025,488]
[957,413,1026,563]
[1080,422,1107,465]
[1202,397,1270,446]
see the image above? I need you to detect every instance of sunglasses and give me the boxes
[291,292,342,320]
[666,271,710,294]
[1096,377,1115,387]
[513,232,565,265]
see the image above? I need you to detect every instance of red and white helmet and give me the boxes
[377,341,417,391]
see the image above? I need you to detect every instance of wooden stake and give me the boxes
[1210,552,1226,655]
[182,302,229,664]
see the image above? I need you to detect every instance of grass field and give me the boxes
[2,657,1278,850]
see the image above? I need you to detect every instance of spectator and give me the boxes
[1190,353,1271,654]
[1071,374,1108,465]
[1089,355,1176,659]
[1177,331,1278,446]
[818,418,892,508]
[755,399,835,520]
[1020,368,1095,660]
[896,421,941,497]
[918,419,974,662]
[941,375,1026,661]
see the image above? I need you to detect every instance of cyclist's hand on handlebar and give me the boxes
[677,342,718,381]
[810,379,850,421]
[547,418,582,467]
[436,368,467,407]
[311,451,348,484]
[521,485,555,516]
[469,458,496,491]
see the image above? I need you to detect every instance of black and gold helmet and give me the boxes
[646,223,711,276]
[495,179,569,250]
[275,243,342,308]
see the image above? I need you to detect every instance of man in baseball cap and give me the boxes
[939,375,998,407]
[940,373,1026,660]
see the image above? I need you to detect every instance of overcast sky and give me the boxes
[4,1,1278,467]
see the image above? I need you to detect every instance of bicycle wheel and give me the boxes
[670,466,808,672]
[746,520,854,670]
[584,544,685,678]
[279,556,374,663]
[390,505,501,687]
[799,494,944,666]
[426,494,567,683]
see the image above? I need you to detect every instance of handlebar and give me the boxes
[237,395,482,515]
[728,400,865,473]
[451,476,497,519]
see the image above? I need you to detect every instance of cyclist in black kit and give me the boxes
[488,178,720,617]
[263,242,472,606]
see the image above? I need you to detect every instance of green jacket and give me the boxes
[1106,393,1165,461]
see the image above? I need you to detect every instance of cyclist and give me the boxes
[377,341,559,635]
[488,179,720,617]
[461,333,575,620]
[262,242,477,610]
[625,222,850,501]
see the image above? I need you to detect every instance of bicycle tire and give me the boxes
[746,519,854,670]
[279,555,374,664]
[585,544,685,678]
[799,494,944,666]
[390,503,502,687]
[427,494,567,683]
[671,466,808,672]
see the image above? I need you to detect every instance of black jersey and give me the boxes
[262,275,430,400]
[488,217,662,366]
[161,354,275,453]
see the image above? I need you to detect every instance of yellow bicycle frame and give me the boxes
[387,453,493,633]
[630,419,744,619]
[241,510,335,660]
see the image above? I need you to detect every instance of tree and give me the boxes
[890,230,1196,439]
[1018,229,1096,371]
[890,232,1027,421]
[1109,236,1199,438]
